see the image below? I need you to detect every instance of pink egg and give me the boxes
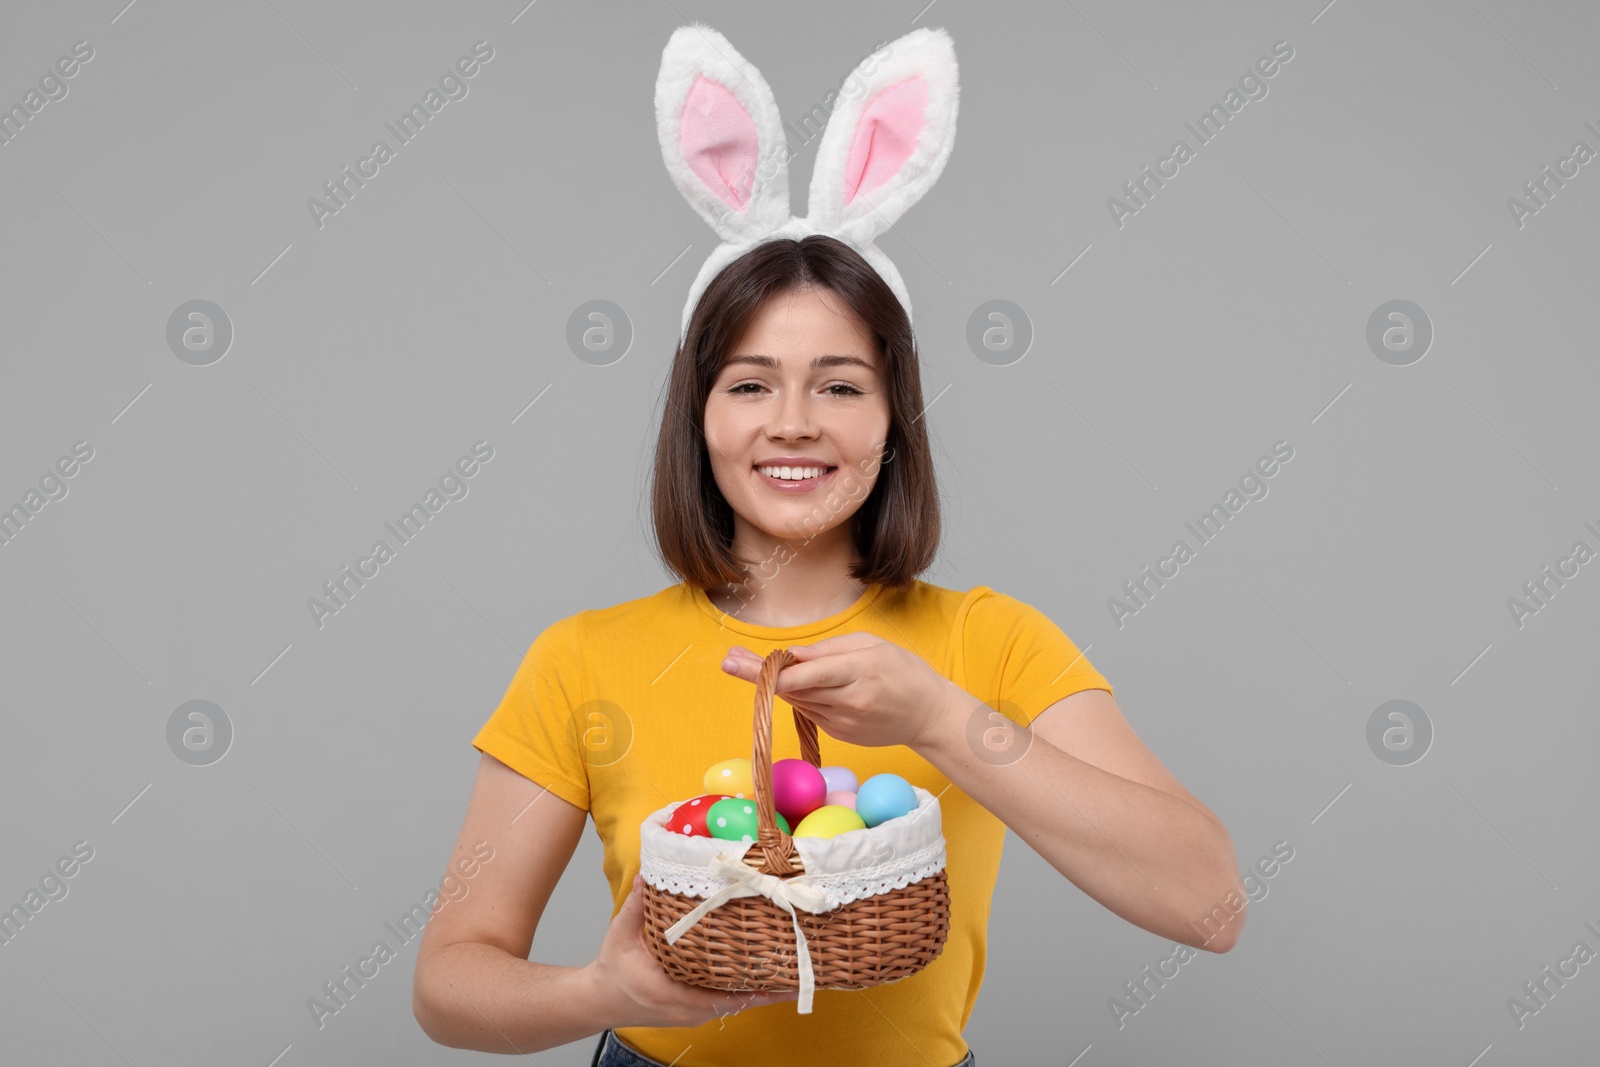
[824,790,857,810]
[771,758,827,824]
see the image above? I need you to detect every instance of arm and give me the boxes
[718,632,1246,950]
[914,685,1247,952]
[414,753,796,1051]
[412,752,613,1053]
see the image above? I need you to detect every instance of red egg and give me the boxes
[771,759,827,825]
[665,794,732,837]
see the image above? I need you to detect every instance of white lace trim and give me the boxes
[638,786,948,911]
[640,838,946,908]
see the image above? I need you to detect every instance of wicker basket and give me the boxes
[639,647,950,1012]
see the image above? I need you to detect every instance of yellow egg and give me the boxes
[792,804,868,839]
[703,758,753,799]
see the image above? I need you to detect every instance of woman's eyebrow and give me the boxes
[723,354,876,372]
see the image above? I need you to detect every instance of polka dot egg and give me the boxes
[664,794,733,837]
[707,797,790,843]
[702,758,753,799]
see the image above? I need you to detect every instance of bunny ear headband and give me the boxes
[654,23,960,343]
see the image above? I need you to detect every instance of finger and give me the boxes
[775,648,869,693]
[715,989,797,1013]
[720,652,756,680]
[720,646,780,682]
[618,874,646,928]
[782,704,843,745]
[786,633,881,658]
[708,991,748,1018]
[723,649,851,691]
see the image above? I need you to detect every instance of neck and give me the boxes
[711,525,869,628]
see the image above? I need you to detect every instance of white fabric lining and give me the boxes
[639,785,947,911]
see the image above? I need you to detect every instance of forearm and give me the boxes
[915,688,1246,951]
[414,941,615,1053]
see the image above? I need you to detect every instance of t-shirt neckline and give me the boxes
[690,581,887,640]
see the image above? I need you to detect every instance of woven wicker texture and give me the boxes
[640,647,950,992]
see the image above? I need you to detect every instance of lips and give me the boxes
[754,461,836,478]
[754,465,837,491]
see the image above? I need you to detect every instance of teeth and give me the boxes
[758,465,826,481]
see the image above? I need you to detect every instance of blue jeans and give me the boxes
[590,1029,976,1067]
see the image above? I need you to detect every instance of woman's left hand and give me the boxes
[720,634,953,750]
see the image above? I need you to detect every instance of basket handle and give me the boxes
[747,648,819,877]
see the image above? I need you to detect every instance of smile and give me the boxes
[754,464,837,490]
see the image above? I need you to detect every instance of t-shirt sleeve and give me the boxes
[471,616,591,811]
[961,588,1113,727]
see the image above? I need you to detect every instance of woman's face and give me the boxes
[703,286,892,550]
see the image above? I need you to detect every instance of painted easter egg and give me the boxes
[819,765,859,795]
[824,790,857,809]
[793,805,868,839]
[854,773,918,828]
[771,758,827,825]
[703,758,753,798]
[707,797,791,844]
[664,794,732,837]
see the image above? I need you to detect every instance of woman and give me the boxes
[411,236,1246,1066]
[415,22,1244,1066]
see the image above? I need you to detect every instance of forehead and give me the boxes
[721,288,879,372]
[720,352,877,376]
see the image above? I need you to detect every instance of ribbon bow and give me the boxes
[662,850,833,1013]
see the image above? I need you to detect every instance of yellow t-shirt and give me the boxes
[471,579,1112,1067]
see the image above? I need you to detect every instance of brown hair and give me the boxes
[649,235,941,592]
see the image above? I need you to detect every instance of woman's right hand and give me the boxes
[588,874,800,1028]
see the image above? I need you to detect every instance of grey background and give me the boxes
[3,0,1597,1064]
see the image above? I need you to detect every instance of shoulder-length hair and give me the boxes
[649,235,940,592]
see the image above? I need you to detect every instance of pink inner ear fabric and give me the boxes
[843,76,927,205]
[680,74,759,213]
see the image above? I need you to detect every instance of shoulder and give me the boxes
[531,582,696,648]
[887,577,971,607]
[873,578,974,629]
[952,584,1109,701]
[868,580,1053,634]
[952,583,1045,628]
[953,584,1092,650]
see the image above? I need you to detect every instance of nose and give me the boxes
[767,380,817,441]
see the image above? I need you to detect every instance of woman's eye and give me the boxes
[726,382,864,396]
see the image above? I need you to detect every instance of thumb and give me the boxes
[618,874,647,925]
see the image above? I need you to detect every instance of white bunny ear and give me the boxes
[655,23,792,244]
[805,27,959,247]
